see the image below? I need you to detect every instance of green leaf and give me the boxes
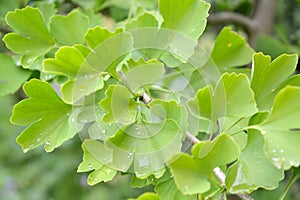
[77,139,103,172]
[155,178,197,200]
[188,73,257,120]
[10,79,79,152]
[3,6,55,55]
[250,53,298,110]
[84,26,122,49]
[43,45,93,77]
[78,140,117,185]
[106,119,181,177]
[210,27,254,71]
[214,72,258,118]
[34,2,57,25]
[121,58,165,91]
[84,29,133,76]
[0,54,30,96]
[253,86,300,169]
[159,0,210,40]
[149,99,187,133]
[125,12,159,30]
[167,134,240,195]
[129,192,160,200]
[50,9,89,45]
[226,131,284,193]
[187,86,212,119]
[87,165,117,185]
[99,84,138,125]
[43,44,104,103]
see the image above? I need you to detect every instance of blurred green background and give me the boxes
[0,0,299,199]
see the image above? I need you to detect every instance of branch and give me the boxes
[186,131,253,200]
[208,12,255,34]
[141,93,253,200]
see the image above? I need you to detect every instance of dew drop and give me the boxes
[127,152,133,158]
[88,164,93,169]
[70,117,76,122]
[280,149,284,153]
[101,130,106,134]
[36,138,41,142]
[23,148,29,153]
[45,141,51,146]
[183,185,189,191]
[272,149,277,153]
[84,75,89,79]
[261,130,267,134]
[108,123,112,127]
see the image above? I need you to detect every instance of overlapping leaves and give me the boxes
[167,134,240,195]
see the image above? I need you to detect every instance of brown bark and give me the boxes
[208,0,277,48]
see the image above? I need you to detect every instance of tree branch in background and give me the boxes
[208,0,277,48]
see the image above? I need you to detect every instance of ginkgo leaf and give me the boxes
[50,9,89,45]
[210,27,254,71]
[106,119,181,178]
[167,134,240,195]
[128,192,160,200]
[10,79,80,152]
[125,12,159,30]
[121,58,165,91]
[87,165,117,185]
[84,29,134,77]
[251,53,298,110]
[99,84,138,125]
[43,44,103,103]
[43,45,94,77]
[155,178,197,200]
[0,54,30,96]
[3,6,55,56]
[188,73,257,123]
[84,26,123,49]
[159,0,210,40]
[226,130,284,193]
[253,86,300,169]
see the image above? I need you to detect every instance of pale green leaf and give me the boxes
[84,26,122,49]
[125,12,158,30]
[0,54,30,96]
[187,86,212,119]
[214,73,258,118]
[188,73,257,121]
[106,119,181,177]
[87,165,117,185]
[167,134,240,195]
[121,58,165,91]
[210,27,254,71]
[10,79,80,152]
[3,6,55,55]
[129,192,160,200]
[155,178,197,200]
[43,45,94,77]
[84,30,133,76]
[99,84,138,125]
[50,9,89,45]
[226,131,284,193]
[159,0,210,40]
[250,53,298,110]
[254,86,300,169]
